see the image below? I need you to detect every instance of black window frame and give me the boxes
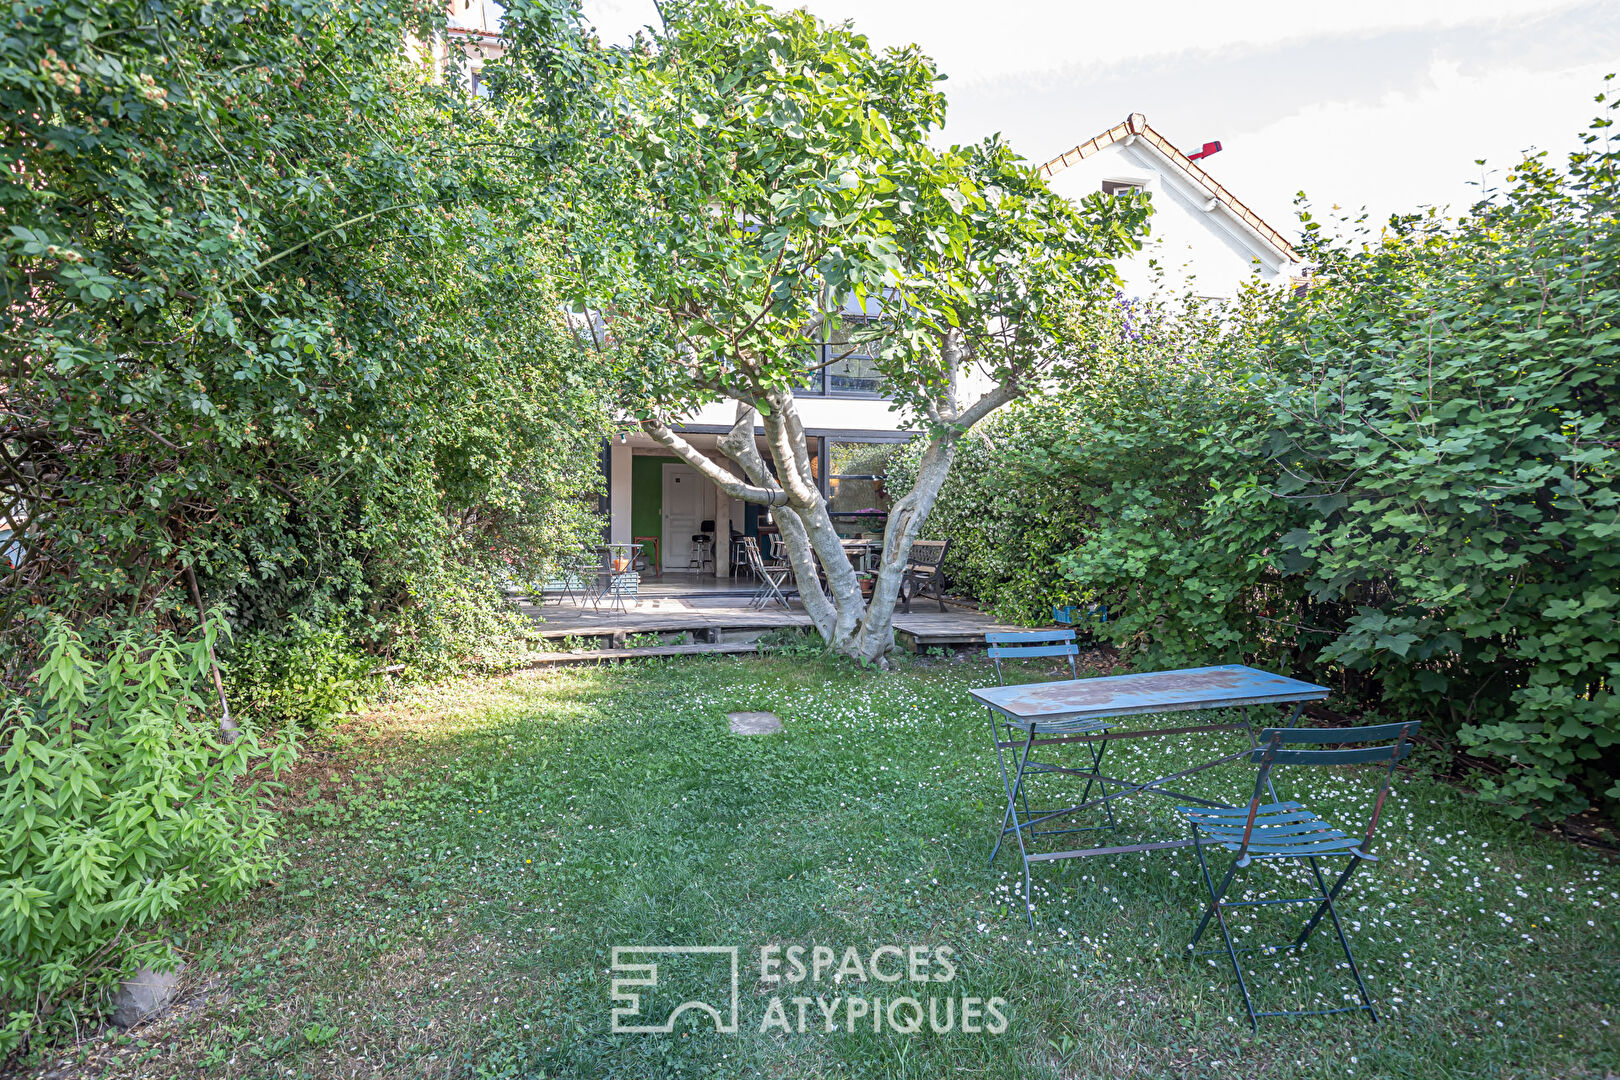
[795,303,890,400]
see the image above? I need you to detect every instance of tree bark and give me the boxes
[642,332,1019,662]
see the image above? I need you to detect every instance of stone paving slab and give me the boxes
[727,711,784,735]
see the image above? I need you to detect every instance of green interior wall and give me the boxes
[630,456,680,556]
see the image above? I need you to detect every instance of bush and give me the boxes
[382,560,542,679]
[894,292,1287,649]
[0,620,293,1053]
[1,0,608,681]
[918,95,1620,820]
[1263,130,1620,818]
[225,558,548,725]
[226,621,377,730]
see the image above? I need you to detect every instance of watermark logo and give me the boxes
[610,946,740,1034]
[610,944,1005,1036]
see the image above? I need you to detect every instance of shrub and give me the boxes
[383,560,542,678]
[916,94,1620,820]
[1263,129,1620,818]
[1,0,608,680]
[225,621,377,730]
[0,619,293,1053]
[894,292,1290,650]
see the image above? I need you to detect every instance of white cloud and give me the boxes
[581,0,662,42]
[575,0,1616,230]
[1217,59,1613,227]
[582,0,1592,80]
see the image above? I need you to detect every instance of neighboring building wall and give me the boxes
[1044,141,1294,300]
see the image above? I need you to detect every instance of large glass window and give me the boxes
[825,314,884,396]
[827,441,897,537]
[795,295,889,398]
[794,346,826,395]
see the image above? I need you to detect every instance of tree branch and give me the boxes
[641,418,788,506]
[952,380,1018,431]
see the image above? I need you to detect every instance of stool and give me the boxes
[688,534,714,572]
[688,519,716,573]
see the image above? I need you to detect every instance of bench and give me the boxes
[900,538,950,613]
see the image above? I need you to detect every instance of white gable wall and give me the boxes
[1045,141,1295,300]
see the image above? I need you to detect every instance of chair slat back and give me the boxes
[1253,743,1415,766]
[907,539,948,570]
[986,643,1077,659]
[1239,720,1421,858]
[983,630,1077,684]
[741,536,768,577]
[985,630,1076,648]
[1257,721,1419,744]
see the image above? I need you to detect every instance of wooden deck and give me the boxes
[524,641,763,666]
[515,595,1026,651]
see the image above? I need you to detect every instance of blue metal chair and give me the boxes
[1179,720,1421,1029]
[983,631,1117,928]
[1051,603,1107,628]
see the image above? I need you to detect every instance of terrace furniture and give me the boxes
[840,538,879,573]
[741,536,791,610]
[689,520,716,573]
[900,539,949,613]
[539,562,590,606]
[1052,603,1107,629]
[548,549,602,611]
[967,664,1330,931]
[594,543,642,613]
[982,631,1117,871]
[1180,719,1419,1029]
[632,535,662,577]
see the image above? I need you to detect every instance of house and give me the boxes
[600,116,1304,578]
[425,13,1300,579]
[1040,112,1303,299]
[411,0,504,96]
[604,296,914,580]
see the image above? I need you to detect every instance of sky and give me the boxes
[576,0,1620,235]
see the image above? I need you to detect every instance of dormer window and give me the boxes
[1102,179,1144,197]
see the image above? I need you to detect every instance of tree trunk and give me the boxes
[849,433,958,660]
[641,334,1015,662]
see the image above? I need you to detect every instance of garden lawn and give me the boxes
[50,655,1620,1079]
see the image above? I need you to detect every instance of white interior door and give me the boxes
[662,463,704,570]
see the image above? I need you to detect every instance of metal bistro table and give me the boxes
[968,664,1329,929]
[593,543,643,613]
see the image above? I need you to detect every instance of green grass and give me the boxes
[50,655,1620,1079]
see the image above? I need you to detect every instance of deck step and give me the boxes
[524,641,761,666]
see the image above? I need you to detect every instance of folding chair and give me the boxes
[983,631,1117,926]
[741,537,791,610]
[1179,719,1420,1029]
[594,544,641,613]
[539,565,582,606]
[563,550,601,611]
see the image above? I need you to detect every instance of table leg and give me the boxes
[1006,729,1039,932]
[1077,737,1118,832]
[987,710,1019,868]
